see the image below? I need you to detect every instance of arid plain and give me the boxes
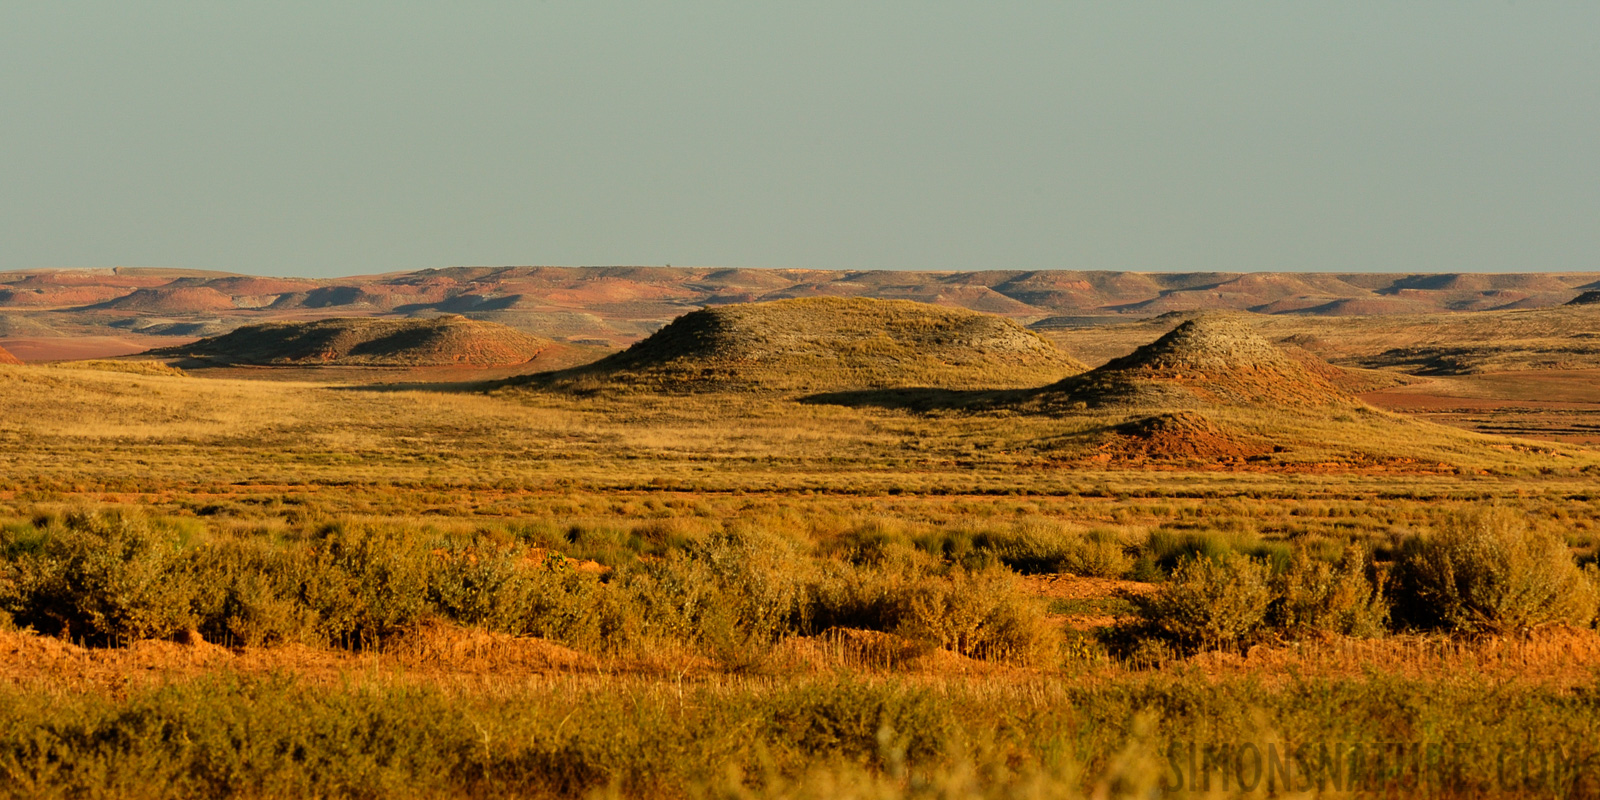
[3,266,1600,797]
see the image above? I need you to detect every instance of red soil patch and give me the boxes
[1099,412,1269,461]
[0,345,19,365]
[1360,373,1600,445]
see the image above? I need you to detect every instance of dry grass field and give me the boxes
[3,299,1600,797]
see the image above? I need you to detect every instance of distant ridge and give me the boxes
[513,297,1087,393]
[92,286,238,313]
[148,316,553,367]
[8,267,1600,327]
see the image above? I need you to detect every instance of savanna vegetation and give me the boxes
[3,304,1600,798]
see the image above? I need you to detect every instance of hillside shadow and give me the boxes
[798,386,1037,412]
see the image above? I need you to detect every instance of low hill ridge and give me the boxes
[149,316,552,367]
[519,297,1086,393]
[0,344,20,365]
[1048,314,1353,408]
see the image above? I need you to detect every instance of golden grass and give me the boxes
[2,354,1600,798]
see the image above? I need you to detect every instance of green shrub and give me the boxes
[1271,545,1388,639]
[1145,528,1289,575]
[804,558,917,634]
[962,521,1130,578]
[1135,552,1272,653]
[426,543,538,631]
[620,527,814,663]
[295,521,433,648]
[892,565,1060,665]
[1392,508,1599,633]
[1070,531,1133,578]
[185,539,318,647]
[1,509,197,644]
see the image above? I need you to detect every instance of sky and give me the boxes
[2,2,1597,278]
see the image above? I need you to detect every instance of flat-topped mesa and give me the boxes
[1048,313,1356,408]
[518,296,1087,393]
[0,344,20,365]
[147,316,552,367]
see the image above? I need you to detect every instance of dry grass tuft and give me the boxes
[384,619,596,673]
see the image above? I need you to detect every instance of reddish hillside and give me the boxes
[0,286,134,308]
[0,344,21,365]
[94,287,237,313]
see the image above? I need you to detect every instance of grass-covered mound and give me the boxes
[1046,313,1356,410]
[148,315,553,367]
[1019,314,1538,467]
[513,297,1086,394]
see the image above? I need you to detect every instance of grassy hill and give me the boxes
[998,314,1541,466]
[511,297,1087,394]
[148,315,554,367]
[1041,314,1356,410]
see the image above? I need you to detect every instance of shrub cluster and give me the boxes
[912,519,1133,578]
[1132,509,1598,655]
[4,506,1592,665]
[0,510,1057,665]
[1391,508,1599,633]
[1132,545,1388,654]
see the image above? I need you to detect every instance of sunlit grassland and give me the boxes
[5,362,1600,797]
[0,364,1591,497]
[6,671,1600,798]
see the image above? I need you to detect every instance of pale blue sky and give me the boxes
[3,2,1597,277]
